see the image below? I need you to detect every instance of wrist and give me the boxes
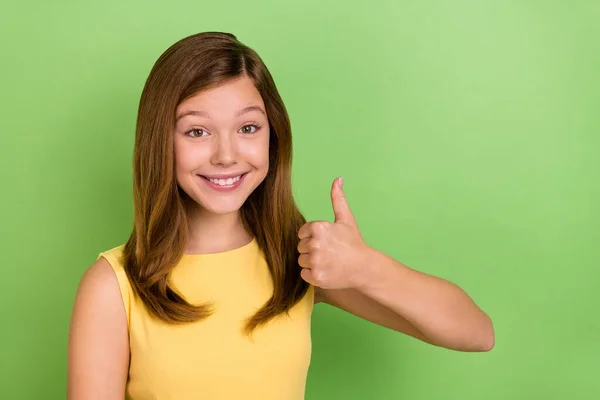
[351,246,386,292]
[353,247,412,295]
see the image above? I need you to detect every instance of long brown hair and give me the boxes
[122,32,309,334]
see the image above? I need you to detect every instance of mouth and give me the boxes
[198,172,248,190]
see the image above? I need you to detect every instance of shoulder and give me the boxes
[96,244,126,272]
[70,244,132,334]
[69,249,130,341]
[68,251,130,397]
[74,253,126,317]
[94,244,132,323]
[69,250,129,346]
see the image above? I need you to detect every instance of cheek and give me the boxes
[174,140,204,177]
[174,142,190,174]
[246,135,270,168]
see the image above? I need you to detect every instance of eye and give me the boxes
[185,128,208,138]
[240,124,261,134]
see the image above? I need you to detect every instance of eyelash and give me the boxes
[185,124,262,138]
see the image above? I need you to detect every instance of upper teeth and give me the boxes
[208,175,242,186]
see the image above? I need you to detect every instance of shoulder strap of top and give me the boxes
[97,244,132,327]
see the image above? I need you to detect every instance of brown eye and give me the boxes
[241,124,260,134]
[187,128,208,137]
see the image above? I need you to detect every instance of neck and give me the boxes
[183,202,253,254]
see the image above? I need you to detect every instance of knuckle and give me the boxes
[308,253,320,265]
[318,221,332,231]
[311,221,330,235]
[313,269,326,285]
[310,240,321,251]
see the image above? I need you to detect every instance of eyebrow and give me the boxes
[175,105,266,122]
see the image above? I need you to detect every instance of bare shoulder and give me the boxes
[72,256,127,317]
[77,256,122,298]
[68,257,129,399]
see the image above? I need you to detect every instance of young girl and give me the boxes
[68,31,494,400]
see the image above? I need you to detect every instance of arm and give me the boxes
[316,248,494,352]
[315,286,434,345]
[302,177,494,352]
[67,258,129,399]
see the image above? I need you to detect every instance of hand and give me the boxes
[297,177,372,289]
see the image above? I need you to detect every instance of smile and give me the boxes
[198,173,248,190]
[207,175,242,186]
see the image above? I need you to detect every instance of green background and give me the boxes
[1,0,598,398]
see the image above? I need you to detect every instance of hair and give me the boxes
[121,32,309,335]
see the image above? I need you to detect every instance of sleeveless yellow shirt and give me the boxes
[97,237,314,399]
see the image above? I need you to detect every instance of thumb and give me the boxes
[331,177,356,225]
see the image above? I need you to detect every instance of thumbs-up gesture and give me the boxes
[298,177,373,289]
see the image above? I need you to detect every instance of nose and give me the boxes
[210,133,237,167]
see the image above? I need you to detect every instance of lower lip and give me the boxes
[199,173,247,191]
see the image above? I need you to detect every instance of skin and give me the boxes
[68,75,273,399]
[68,74,494,399]
[299,178,495,351]
[172,75,270,254]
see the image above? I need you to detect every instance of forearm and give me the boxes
[356,248,495,352]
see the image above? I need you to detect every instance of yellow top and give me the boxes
[97,238,314,400]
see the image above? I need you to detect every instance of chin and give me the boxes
[193,191,250,215]
[200,203,244,216]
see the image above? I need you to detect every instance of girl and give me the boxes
[68,31,494,400]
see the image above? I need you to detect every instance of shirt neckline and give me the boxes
[181,237,257,259]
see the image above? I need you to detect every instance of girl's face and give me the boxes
[173,75,270,216]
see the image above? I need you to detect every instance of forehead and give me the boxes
[176,76,264,114]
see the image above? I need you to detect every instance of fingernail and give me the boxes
[339,176,344,188]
